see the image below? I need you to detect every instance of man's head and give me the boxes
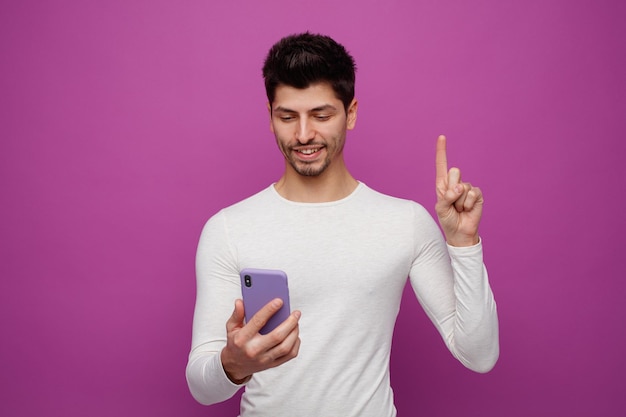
[262,32,356,112]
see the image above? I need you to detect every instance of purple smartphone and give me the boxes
[240,268,291,335]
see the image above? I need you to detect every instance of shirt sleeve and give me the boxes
[185,211,245,405]
[408,205,499,373]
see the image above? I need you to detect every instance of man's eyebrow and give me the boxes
[272,106,296,113]
[273,104,338,113]
[310,104,338,112]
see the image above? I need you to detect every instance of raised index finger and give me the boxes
[435,134,448,181]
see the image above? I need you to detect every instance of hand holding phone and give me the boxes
[240,268,291,335]
[221,268,298,383]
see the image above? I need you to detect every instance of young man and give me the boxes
[186,33,499,417]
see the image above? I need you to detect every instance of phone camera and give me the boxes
[244,275,252,287]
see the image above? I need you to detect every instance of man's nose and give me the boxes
[296,119,315,143]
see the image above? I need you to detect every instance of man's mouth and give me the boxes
[297,147,321,155]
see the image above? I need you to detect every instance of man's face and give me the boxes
[269,82,357,177]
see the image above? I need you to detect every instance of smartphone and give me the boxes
[240,268,291,335]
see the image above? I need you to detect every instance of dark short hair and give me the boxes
[262,32,356,111]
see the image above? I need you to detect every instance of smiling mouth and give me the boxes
[297,148,321,155]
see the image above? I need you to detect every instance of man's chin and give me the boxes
[291,161,329,177]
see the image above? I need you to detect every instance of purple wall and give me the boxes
[1,1,624,416]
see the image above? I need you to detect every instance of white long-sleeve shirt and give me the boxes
[186,183,499,417]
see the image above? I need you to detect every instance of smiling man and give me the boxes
[186,32,499,417]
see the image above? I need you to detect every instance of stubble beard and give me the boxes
[288,154,331,177]
[280,134,346,177]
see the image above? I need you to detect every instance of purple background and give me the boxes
[1,1,625,416]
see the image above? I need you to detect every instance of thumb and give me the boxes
[226,299,245,331]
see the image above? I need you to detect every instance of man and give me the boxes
[186,32,499,416]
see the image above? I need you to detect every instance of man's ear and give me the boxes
[346,99,358,130]
[267,102,274,133]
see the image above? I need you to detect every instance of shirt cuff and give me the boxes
[446,237,483,258]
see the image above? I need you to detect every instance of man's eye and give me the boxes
[315,115,331,121]
[279,115,295,121]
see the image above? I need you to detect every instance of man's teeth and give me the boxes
[299,148,319,155]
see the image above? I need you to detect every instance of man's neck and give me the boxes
[274,168,358,203]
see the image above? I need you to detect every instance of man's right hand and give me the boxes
[221,298,301,384]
